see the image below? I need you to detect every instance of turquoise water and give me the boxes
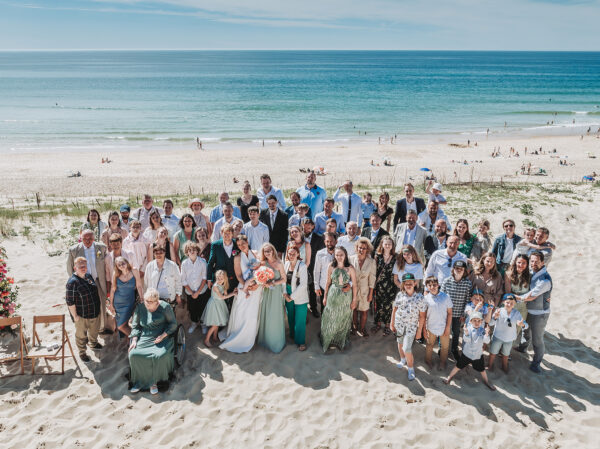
[0,51,599,152]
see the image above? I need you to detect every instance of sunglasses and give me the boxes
[447,257,453,267]
[507,318,512,327]
[504,224,515,228]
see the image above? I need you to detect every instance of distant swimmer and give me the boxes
[196,137,203,150]
[277,140,282,146]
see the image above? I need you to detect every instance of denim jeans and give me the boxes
[528,313,549,365]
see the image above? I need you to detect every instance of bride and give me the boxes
[219,235,262,353]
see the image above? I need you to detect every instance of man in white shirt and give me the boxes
[132,194,164,231]
[333,180,363,227]
[313,232,337,314]
[417,201,451,236]
[394,210,427,262]
[338,222,360,257]
[241,206,270,251]
[211,202,237,242]
[424,236,467,285]
[257,173,286,210]
[209,192,242,223]
[161,199,180,240]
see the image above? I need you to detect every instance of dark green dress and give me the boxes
[128,301,177,389]
[321,268,353,352]
[374,254,397,325]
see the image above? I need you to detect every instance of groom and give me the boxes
[207,223,239,310]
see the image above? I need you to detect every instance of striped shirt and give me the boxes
[441,277,472,318]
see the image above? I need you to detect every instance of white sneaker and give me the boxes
[188,322,198,334]
[130,384,141,394]
[396,359,407,369]
[408,369,416,381]
[150,385,159,395]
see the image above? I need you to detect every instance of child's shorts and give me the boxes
[489,336,513,356]
[396,330,416,354]
[456,353,485,372]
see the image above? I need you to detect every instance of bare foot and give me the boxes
[204,339,212,348]
[443,378,451,385]
[426,360,433,369]
[439,363,446,371]
[484,381,496,391]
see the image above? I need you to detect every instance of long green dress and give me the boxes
[257,264,286,353]
[128,301,177,389]
[321,268,353,352]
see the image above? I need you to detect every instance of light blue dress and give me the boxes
[113,276,136,328]
[202,285,230,327]
[257,264,286,353]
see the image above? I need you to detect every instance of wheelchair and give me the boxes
[165,298,186,368]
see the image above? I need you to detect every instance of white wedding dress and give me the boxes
[219,251,262,353]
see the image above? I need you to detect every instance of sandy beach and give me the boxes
[1,134,600,449]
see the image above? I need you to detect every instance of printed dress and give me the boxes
[374,255,397,325]
[321,268,353,351]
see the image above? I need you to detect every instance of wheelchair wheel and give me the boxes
[173,324,186,367]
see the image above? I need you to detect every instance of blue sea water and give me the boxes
[0,51,599,153]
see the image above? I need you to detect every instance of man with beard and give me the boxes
[394,209,427,263]
[313,232,338,316]
[424,219,450,265]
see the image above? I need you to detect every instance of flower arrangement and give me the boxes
[254,266,275,287]
[0,246,21,335]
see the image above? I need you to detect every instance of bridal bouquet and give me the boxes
[254,266,275,287]
[0,246,21,335]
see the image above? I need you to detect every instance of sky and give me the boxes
[0,0,599,50]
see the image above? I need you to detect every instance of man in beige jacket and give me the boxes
[67,229,110,334]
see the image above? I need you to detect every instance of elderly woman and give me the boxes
[80,209,107,241]
[128,288,177,395]
[349,237,376,337]
[144,246,182,306]
[101,211,128,246]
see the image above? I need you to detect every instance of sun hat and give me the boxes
[401,273,416,282]
[189,198,204,208]
[119,204,130,212]
[472,288,484,297]
[433,182,443,192]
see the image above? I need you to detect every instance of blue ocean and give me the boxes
[0,51,599,152]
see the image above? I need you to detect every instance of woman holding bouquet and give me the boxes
[220,235,263,353]
[257,243,287,353]
[321,246,358,352]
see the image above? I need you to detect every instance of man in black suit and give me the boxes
[260,194,289,258]
[423,219,449,266]
[207,223,239,309]
[302,217,324,317]
[361,212,389,256]
[393,182,426,230]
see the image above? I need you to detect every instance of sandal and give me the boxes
[370,324,382,334]
[383,327,392,336]
[298,345,307,351]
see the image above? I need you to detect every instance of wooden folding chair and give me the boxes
[0,316,26,377]
[27,314,75,375]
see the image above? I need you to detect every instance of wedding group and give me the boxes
[65,172,554,394]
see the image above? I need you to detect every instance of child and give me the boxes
[423,276,453,370]
[392,245,424,292]
[390,273,427,381]
[289,203,310,228]
[488,293,528,373]
[444,311,496,390]
[512,228,535,263]
[426,181,447,206]
[201,270,236,347]
[464,289,493,326]
[361,193,376,228]
[180,241,209,334]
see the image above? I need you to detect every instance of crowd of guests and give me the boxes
[66,172,555,394]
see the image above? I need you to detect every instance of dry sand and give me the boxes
[1,135,600,448]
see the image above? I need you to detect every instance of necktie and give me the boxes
[347,195,352,222]
[271,212,276,228]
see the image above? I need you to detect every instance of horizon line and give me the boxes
[1,48,599,52]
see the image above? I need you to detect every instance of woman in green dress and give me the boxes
[257,243,287,353]
[454,218,476,259]
[128,288,177,395]
[173,213,196,266]
[321,246,357,352]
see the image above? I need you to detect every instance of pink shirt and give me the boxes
[122,234,150,272]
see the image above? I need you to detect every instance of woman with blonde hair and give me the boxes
[287,225,311,264]
[147,226,175,262]
[257,242,287,353]
[109,257,139,338]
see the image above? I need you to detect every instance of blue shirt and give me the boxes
[314,211,346,236]
[490,307,527,342]
[462,324,490,360]
[296,184,327,218]
[209,204,242,223]
[361,202,377,225]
